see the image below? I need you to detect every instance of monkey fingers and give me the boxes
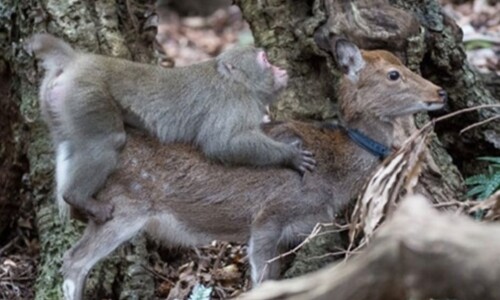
[301,150,316,171]
[288,140,316,174]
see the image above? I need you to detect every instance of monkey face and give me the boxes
[256,50,288,91]
[216,46,289,100]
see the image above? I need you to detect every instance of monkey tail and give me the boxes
[26,33,76,70]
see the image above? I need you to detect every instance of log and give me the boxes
[242,194,500,300]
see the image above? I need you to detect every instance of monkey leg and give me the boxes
[62,217,147,300]
[248,222,283,286]
[61,134,125,223]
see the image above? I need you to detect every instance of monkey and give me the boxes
[27,33,316,223]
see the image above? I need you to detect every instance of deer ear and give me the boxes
[334,39,365,82]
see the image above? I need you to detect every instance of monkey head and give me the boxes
[216,46,288,102]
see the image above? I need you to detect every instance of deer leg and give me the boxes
[61,217,147,300]
[248,222,283,286]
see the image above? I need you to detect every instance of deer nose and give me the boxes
[438,89,448,102]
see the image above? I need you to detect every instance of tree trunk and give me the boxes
[235,0,498,278]
[0,56,25,236]
[2,0,156,298]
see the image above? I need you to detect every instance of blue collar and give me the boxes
[345,128,392,159]
[321,123,392,159]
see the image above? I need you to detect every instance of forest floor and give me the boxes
[0,0,499,299]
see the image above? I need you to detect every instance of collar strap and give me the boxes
[345,127,392,159]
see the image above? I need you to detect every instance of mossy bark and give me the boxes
[1,0,155,298]
[0,1,28,238]
[235,0,497,278]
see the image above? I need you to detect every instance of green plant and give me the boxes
[189,283,212,300]
[465,157,500,199]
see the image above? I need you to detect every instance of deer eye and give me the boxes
[387,70,400,81]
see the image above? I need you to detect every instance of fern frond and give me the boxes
[478,157,500,165]
[466,156,500,200]
[480,173,500,199]
[466,184,487,198]
[465,174,489,185]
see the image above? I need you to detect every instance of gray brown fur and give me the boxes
[27,33,315,223]
[60,40,447,300]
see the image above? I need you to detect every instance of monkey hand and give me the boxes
[289,141,316,174]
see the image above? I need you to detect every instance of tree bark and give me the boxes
[0,2,28,238]
[241,194,500,300]
[0,58,25,235]
[2,0,156,298]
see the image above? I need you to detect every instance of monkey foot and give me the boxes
[85,200,114,224]
[64,196,114,224]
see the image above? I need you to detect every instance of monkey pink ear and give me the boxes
[334,39,365,83]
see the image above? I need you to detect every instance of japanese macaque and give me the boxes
[60,39,447,300]
[27,34,315,223]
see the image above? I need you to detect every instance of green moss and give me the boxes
[284,227,344,278]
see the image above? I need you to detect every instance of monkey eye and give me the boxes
[259,51,271,68]
[387,70,400,81]
[262,53,269,64]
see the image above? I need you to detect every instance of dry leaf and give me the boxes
[350,126,432,243]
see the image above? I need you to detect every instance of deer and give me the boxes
[60,40,447,300]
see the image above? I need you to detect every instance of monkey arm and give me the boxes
[219,130,311,170]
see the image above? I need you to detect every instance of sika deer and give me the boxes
[61,40,446,300]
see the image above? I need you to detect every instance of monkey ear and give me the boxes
[334,39,366,83]
[217,61,236,77]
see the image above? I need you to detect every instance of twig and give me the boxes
[267,225,323,265]
[305,249,362,262]
[460,114,500,134]
[432,201,466,208]
[140,263,175,284]
[313,228,349,238]
[213,285,228,299]
[296,222,347,238]
[0,276,36,282]
[345,238,367,261]
[419,104,500,134]
[258,224,324,283]
[212,245,226,271]
[0,236,19,257]
[463,33,500,44]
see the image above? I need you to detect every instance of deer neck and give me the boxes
[342,113,395,158]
